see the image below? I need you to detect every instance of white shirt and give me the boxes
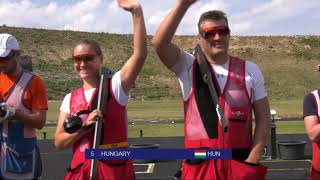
[171,50,267,102]
[60,71,128,114]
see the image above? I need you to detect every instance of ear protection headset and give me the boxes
[63,110,92,134]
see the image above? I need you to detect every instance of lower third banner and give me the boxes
[85,149,232,160]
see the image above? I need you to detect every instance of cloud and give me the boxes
[230,0,320,35]
[146,0,229,35]
[0,0,130,33]
[0,0,319,35]
[0,0,230,35]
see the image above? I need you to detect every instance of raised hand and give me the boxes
[178,0,198,5]
[117,0,141,12]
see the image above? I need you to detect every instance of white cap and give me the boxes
[0,33,20,57]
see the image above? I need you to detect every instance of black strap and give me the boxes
[91,68,114,144]
[91,79,111,111]
[67,163,84,172]
[194,64,219,139]
[194,45,228,133]
[90,67,113,111]
[90,67,113,180]
[74,110,92,117]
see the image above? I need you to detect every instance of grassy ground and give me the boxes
[47,99,185,123]
[1,26,320,102]
[269,99,303,118]
[46,99,185,123]
[47,99,303,123]
[37,121,305,140]
[41,99,306,140]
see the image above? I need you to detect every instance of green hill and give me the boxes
[1,26,319,101]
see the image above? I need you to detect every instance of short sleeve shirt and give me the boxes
[60,71,128,114]
[0,72,48,110]
[303,90,319,118]
[171,50,267,102]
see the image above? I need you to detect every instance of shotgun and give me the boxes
[90,67,111,180]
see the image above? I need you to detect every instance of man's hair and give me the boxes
[198,10,229,34]
[75,39,103,58]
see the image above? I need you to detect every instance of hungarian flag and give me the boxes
[194,150,206,159]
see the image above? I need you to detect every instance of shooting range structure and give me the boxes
[277,140,307,160]
[270,110,277,159]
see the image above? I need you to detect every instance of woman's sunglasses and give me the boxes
[73,54,97,63]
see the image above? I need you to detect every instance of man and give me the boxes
[0,33,48,179]
[303,64,320,180]
[54,0,147,179]
[151,0,270,179]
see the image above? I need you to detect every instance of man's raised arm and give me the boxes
[151,0,197,69]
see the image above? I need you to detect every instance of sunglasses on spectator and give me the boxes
[200,26,230,39]
[73,54,97,63]
[0,51,16,61]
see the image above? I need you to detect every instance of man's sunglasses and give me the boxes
[73,54,97,63]
[0,51,16,61]
[200,26,230,39]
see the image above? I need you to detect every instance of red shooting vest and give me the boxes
[69,80,128,169]
[310,90,320,172]
[184,56,253,149]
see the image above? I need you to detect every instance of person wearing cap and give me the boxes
[0,33,48,179]
[151,0,270,179]
[54,0,147,179]
[303,65,320,180]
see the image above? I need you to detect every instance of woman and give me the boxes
[54,0,147,179]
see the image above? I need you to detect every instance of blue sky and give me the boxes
[0,0,319,35]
